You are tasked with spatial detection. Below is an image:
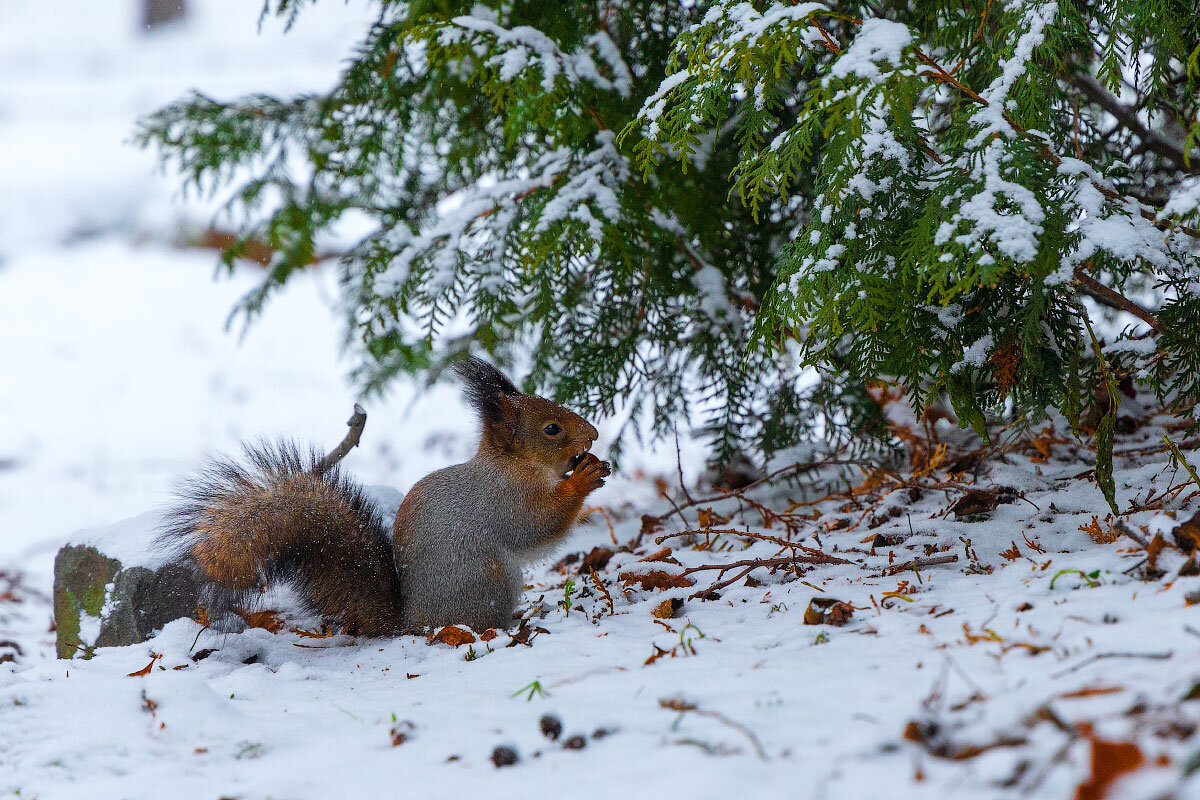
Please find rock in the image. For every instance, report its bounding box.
[53,544,199,659]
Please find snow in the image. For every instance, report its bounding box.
[828,18,913,83]
[3,3,1200,799]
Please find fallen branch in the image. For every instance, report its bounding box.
[879,554,959,576]
[659,697,768,761]
[318,403,367,472]
[679,553,854,577]
[656,528,827,557]
[1050,650,1172,679]
[646,457,869,526]
[1114,520,1150,549]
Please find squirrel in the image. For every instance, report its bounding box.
[160,357,611,635]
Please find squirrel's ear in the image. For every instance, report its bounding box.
[453,356,520,429]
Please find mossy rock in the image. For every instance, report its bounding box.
[53,545,121,659]
[53,545,200,659]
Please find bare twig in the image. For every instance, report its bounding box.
[681,553,854,577]
[318,404,367,472]
[647,457,867,525]
[1050,650,1172,679]
[692,565,759,599]
[1069,73,1199,175]
[879,554,959,576]
[656,528,822,554]
[673,426,695,505]
[1114,520,1150,549]
[1074,268,1166,333]
[659,697,769,761]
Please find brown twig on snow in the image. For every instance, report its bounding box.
[879,554,959,576]
[646,457,866,526]
[659,697,769,761]
[318,403,367,473]
[679,552,855,590]
[691,565,759,599]
[1114,520,1150,549]
[1050,650,1172,679]
[656,528,827,558]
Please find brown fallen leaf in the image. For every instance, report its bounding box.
[479,628,499,643]
[640,515,663,538]
[390,720,415,746]
[697,508,731,529]
[803,597,854,626]
[903,718,1026,760]
[1145,533,1168,571]
[652,598,684,619]
[430,626,476,647]
[578,546,614,575]
[1173,511,1200,552]
[506,621,549,648]
[619,570,695,591]
[1074,726,1144,800]
[952,489,999,517]
[236,608,285,633]
[128,652,162,677]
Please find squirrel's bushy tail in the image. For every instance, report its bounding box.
[162,440,404,636]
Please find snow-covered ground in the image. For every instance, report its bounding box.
[3,4,1200,799]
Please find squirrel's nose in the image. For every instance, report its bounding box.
[584,422,599,443]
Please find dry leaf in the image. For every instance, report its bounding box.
[578,546,614,575]
[1172,511,1200,552]
[236,608,285,633]
[1145,533,1168,571]
[479,628,499,643]
[803,597,854,626]
[1079,516,1119,544]
[1074,729,1144,800]
[696,508,730,529]
[430,626,476,647]
[640,515,663,537]
[619,570,695,591]
[639,547,674,563]
[128,652,162,677]
[390,720,415,746]
[652,598,684,619]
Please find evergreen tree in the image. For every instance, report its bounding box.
[140,1,1200,491]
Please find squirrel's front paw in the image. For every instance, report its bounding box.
[570,453,611,493]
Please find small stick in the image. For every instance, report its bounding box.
[690,565,758,600]
[659,698,768,761]
[318,403,367,472]
[1114,520,1150,549]
[657,528,823,556]
[647,457,869,525]
[673,426,694,505]
[879,554,959,576]
[1051,651,1172,679]
[680,553,854,577]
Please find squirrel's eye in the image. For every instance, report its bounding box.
[543,423,562,436]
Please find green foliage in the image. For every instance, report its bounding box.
[140,0,1200,469]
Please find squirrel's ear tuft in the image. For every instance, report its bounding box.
[453,356,520,426]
